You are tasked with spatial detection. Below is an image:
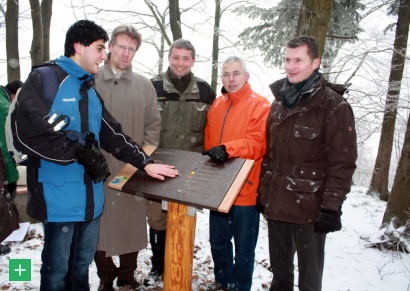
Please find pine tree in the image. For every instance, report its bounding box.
[235,0,365,69]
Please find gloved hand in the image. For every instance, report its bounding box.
[255,195,265,214]
[75,133,111,183]
[64,130,91,146]
[314,207,342,234]
[202,145,229,163]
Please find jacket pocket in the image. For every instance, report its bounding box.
[292,125,321,158]
[38,162,82,186]
[258,171,272,193]
[188,101,210,132]
[284,176,322,221]
[257,170,272,204]
[285,177,321,192]
[158,101,170,134]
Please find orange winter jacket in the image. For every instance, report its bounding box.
[204,82,271,206]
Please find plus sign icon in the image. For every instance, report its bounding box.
[9,259,31,281]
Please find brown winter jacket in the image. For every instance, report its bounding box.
[258,75,357,225]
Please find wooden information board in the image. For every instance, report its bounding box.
[109,147,254,212]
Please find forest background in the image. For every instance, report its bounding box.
[1,0,410,242]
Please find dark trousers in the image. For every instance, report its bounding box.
[94,250,138,283]
[210,205,260,291]
[267,220,326,291]
[40,217,100,291]
[7,182,17,200]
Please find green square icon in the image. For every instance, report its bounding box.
[9,259,31,281]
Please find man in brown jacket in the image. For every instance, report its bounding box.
[94,24,162,290]
[257,36,357,291]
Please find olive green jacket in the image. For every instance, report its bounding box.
[151,70,216,152]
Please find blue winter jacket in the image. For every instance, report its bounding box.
[13,56,152,222]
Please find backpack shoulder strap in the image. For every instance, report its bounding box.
[33,65,60,107]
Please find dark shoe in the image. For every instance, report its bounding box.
[143,270,163,287]
[207,282,232,291]
[97,281,114,291]
[0,244,11,256]
[117,278,141,290]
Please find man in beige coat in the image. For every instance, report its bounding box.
[94,24,161,291]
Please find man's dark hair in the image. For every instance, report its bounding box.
[169,39,196,59]
[64,20,109,57]
[287,36,319,60]
[5,80,23,94]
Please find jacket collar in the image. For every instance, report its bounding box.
[100,53,134,81]
[269,75,346,112]
[56,56,94,82]
[167,67,193,93]
[221,81,253,102]
[158,69,199,95]
[0,86,11,102]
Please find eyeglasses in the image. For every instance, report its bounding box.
[222,72,243,79]
[115,44,136,54]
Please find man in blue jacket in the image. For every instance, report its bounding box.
[12,20,178,291]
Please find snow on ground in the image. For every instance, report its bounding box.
[1,185,409,290]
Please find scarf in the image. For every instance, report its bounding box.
[280,70,321,109]
[167,67,192,93]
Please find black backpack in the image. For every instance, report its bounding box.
[6,64,63,163]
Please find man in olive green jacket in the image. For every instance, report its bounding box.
[144,39,216,287]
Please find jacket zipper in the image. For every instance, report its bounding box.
[219,99,233,143]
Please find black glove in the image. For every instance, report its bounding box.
[64,130,90,146]
[75,133,111,183]
[314,207,342,234]
[202,145,229,163]
[255,195,265,214]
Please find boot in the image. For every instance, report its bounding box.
[94,250,118,290]
[116,252,141,290]
[0,244,11,256]
[143,228,166,286]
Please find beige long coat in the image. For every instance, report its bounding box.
[95,62,160,257]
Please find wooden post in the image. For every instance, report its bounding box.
[163,202,197,291]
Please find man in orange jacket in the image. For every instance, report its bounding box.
[202,56,271,291]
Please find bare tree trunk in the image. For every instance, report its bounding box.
[367,0,410,201]
[41,0,53,63]
[211,0,221,93]
[6,0,21,82]
[29,0,43,66]
[296,0,332,60]
[382,111,410,229]
[158,13,166,75]
[169,0,182,41]
[143,0,169,75]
